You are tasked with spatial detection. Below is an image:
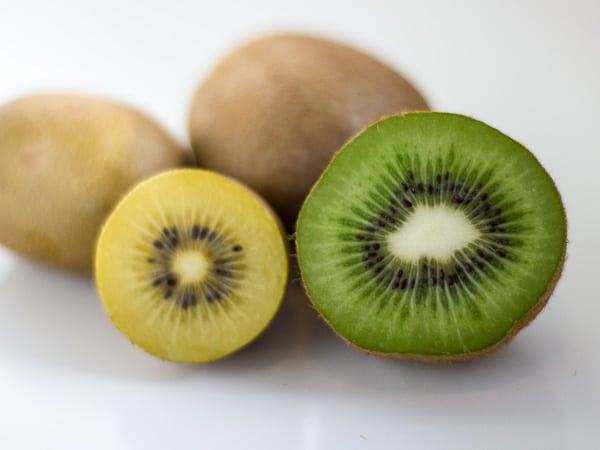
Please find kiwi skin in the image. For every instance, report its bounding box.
[189,33,429,231]
[0,93,186,273]
[296,112,567,364]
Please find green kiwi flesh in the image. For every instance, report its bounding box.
[296,112,566,362]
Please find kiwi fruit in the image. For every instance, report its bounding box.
[95,168,289,362]
[189,33,429,231]
[296,112,566,363]
[0,93,185,272]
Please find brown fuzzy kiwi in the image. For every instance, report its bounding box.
[0,93,186,272]
[188,33,429,231]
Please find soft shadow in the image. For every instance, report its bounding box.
[202,279,329,374]
[0,257,194,380]
[0,255,327,380]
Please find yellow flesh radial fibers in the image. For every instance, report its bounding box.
[94,169,288,363]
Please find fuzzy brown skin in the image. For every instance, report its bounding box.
[0,93,186,272]
[188,33,429,231]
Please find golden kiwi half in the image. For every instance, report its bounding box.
[189,33,429,231]
[95,169,289,363]
[0,93,185,272]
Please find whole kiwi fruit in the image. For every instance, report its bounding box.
[0,93,186,272]
[296,113,567,363]
[189,33,429,231]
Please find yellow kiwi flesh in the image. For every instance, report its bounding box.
[95,169,289,363]
[0,94,185,272]
[189,33,429,230]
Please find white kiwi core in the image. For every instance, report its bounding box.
[172,250,210,284]
[387,205,480,262]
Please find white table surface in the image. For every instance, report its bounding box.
[0,1,598,449]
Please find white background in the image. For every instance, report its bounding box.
[0,1,598,449]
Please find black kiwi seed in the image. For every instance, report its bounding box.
[215,268,231,277]
[191,225,201,239]
[166,275,178,287]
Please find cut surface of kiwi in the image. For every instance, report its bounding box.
[296,113,566,362]
[95,169,288,363]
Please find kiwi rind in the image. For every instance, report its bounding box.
[296,112,567,363]
[95,168,289,363]
[0,93,186,272]
[188,33,429,231]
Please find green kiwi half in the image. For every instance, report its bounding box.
[296,112,566,362]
